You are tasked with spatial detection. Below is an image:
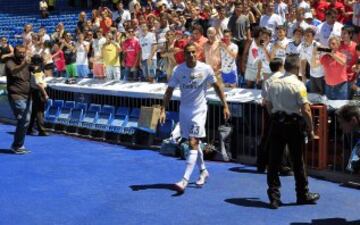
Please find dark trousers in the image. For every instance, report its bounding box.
[267,114,309,202]
[28,89,46,133]
[257,109,291,170]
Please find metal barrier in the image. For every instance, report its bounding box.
[47,87,359,180]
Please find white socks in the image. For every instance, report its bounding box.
[197,145,206,171]
[183,150,198,181]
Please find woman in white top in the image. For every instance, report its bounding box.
[75,33,90,78]
[42,40,54,77]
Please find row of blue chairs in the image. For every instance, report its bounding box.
[44,99,179,144]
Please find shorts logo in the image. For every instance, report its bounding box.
[190,124,200,135]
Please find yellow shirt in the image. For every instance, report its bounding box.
[102,43,120,66]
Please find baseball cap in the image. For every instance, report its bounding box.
[304,12,313,19]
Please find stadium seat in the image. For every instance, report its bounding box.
[53,99,64,109]
[123,108,140,135]
[66,108,84,134]
[44,106,60,130]
[75,102,88,111]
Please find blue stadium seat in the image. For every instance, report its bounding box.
[123,108,140,135]
[101,105,115,115]
[66,108,84,134]
[156,117,175,140]
[53,99,64,109]
[45,99,53,116]
[75,102,88,111]
[44,106,60,130]
[64,100,75,109]
[88,103,101,113]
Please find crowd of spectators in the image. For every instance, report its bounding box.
[0,0,360,100]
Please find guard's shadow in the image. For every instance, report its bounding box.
[0,149,16,154]
[225,197,298,209]
[130,184,185,197]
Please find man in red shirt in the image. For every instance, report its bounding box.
[190,24,208,62]
[312,0,329,21]
[339,26,358,85]
[326,0,346,23]
[121,28,141,81]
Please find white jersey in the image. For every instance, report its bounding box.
[353,3,360,27]
[260,14,284,39]
[316,21,343,47]
[168,61,216,110]
[139,32,157,60]
[168,61,217,138]
[286,40,302,55]
[92,37,106,58]
[246,40,260,72]
[258,44,272,74]
[299,41,324,78]
[271,38,290,61]
[298,1,311,12]
[75,41,89,65]
[220,43,238,73]
[275,2,288,24]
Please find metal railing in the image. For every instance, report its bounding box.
[47,87,359,181]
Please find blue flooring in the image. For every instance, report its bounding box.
[0,123,359,225]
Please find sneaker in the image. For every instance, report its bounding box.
[296,192,320,205]
[38,132,49,136]
[174,178,188,193]
[196,169,209,186]
[10,146,30,155]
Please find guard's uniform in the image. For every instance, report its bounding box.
[168,61,216,139]
[266,72,310,202]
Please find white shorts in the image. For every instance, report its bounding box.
[179,107,207,139]
[244,67,258,82]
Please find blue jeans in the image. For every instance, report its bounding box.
[8,97,32,149]
[141,59,157,79]
[122,67,138,81]
[325,82,349,100]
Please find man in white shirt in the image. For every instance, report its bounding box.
[260,1,284,40]
[300,27,325,94]
[160,43,231,193]
[220,30,239,87]
[274,0,288,24]
[298,0,311,12]
[316,9,343,47]
[139,23,157,83]
[112,2,131,33]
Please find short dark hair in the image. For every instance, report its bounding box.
[260,27,272,37]
[326,8,338,16]
[276,25,286,32]
[223,29,232,35]
[304,27,316,36]
[252,26,262,38]
[293,27,304,35]
[184,42,196,52]
[342,26,355,38]
[336,104,360,122]
[192,24,204,35]
[284,54,300,72]
[269,58,283,73]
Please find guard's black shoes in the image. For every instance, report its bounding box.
[269,200,281,209]
[297,192,320,205]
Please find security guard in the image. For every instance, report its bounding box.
[266,54,320,209]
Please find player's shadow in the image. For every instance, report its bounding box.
[129,184,184,197]
[290,218,360,225]
[225,197,298,209]
[229,166,265,174]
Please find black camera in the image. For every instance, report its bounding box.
[317,47,332,53]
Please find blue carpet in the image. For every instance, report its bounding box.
[0,123,359,225]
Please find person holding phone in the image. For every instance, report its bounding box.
[316,36,348,99]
